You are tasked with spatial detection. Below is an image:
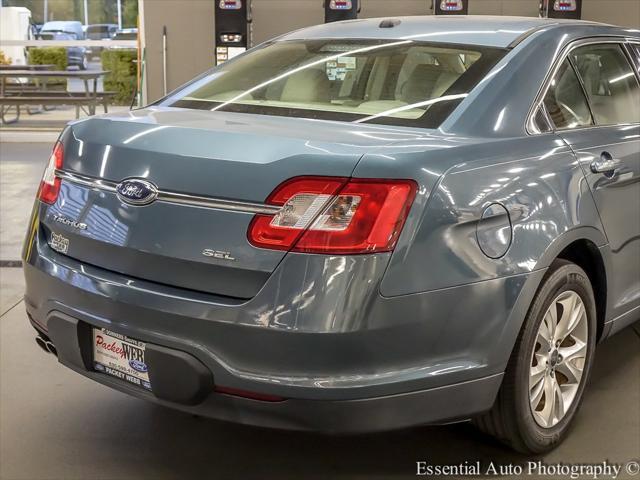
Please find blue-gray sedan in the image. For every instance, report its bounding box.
[23,16,640,453]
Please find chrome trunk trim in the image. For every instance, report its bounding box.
[56,170,280,215]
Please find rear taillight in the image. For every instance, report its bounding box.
[248,176,417,254]
[38,141,63,204]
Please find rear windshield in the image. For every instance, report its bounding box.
[87,26,113,39]
[113,32,137,40]
[163,39,505,128]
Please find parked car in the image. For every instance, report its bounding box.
[23,16,640,454]
[37,31,87,70]
[40,20,85,40]
[107,28,137,51]
[86,23,118,59]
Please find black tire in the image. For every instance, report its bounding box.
[473,259,597,453]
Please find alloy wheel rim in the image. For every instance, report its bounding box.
[529,290,589,428]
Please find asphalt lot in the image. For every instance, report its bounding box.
[1,142,639,480]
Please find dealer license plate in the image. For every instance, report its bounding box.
[93,328,152,391]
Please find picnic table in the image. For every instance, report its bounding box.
[0,65,63,114]
[0,64,56,71]
[0,69,114,124]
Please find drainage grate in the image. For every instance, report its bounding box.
[0,260,22,268]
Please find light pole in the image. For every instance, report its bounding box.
[44,0,48,22]
[117,0,122,29]
[83,0,88,25]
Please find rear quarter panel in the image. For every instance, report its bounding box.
[353,134,607,297]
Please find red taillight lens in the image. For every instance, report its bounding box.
[248,177,348,251]
[38,141,63,204]
[248,176,417,254]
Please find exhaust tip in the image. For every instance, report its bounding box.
[35,336,57,356]
[35,336,49,354]
[45,341,58,356]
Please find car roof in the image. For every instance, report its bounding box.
[42,21,82,27]
[279,15,609,48]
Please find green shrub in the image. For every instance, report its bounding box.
[28,47,67,88]
[101,49,137,105]
[28,47,67,70]
[0,50,11,65]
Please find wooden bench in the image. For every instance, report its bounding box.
[0,69,111,124]
[3,83,67,92]
[3,82,70,113]
[0,91,117,123]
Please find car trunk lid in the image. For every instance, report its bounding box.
[42,107,411,298]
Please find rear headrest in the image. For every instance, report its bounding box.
[280,69,330,103]
[575,56,603,96]
[401,64,458,104]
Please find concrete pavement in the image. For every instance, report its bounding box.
[1,274,638,479]
[0,142,51,262]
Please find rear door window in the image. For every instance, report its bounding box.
[570,43,640,125]
[543,58,593,129]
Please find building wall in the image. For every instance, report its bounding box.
[251,0,433,45]
[582,0,640,28]
[467,0,538,16]
[251,1,323,46]
[467,0,640,22]
[141,0,639,102]
[360,0,433,18]
[140,0,215,102]
[251,0,640,45]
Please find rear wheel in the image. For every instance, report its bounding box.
[473,260,597,453]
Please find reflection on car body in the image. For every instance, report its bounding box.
[23,16,640,454]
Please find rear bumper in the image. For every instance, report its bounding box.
[23,229,546,431]
[33,310,503,433]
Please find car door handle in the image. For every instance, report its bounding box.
[590,152,621,175]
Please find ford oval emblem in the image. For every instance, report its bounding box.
[116,178,158,206]
[129,359,148,373]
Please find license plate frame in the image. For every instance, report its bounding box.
[92,328,152,391]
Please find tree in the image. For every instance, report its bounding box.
[122,0,138,28]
